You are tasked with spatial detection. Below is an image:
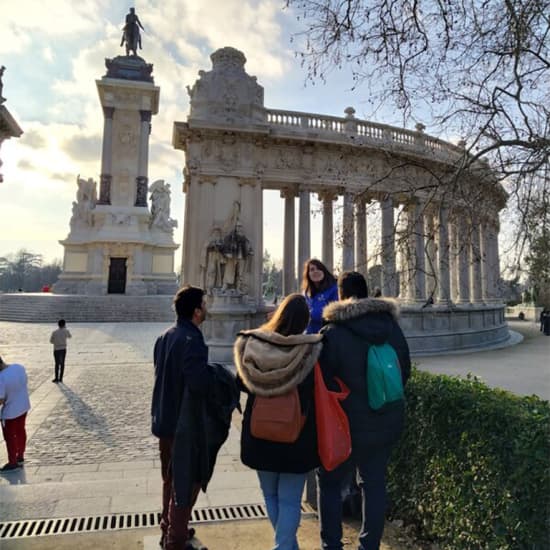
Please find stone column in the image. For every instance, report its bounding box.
[437,205,451,304]
[413,201,426,303]
[470,219,483,304]
[298,188,311,275]
[98,106,114,205]
[319,191,336,273]
[450,222,459,302]
[342,191,355,270]
[425,211,437,299]
[381,196,396,296]
[457,219,471,304]
[481,217,500,303]
[281,188,296,295]
[491,216,502,301]
[135,110,151,207]
[354,196,368,276]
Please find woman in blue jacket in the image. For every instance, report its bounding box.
[302,259,338,334]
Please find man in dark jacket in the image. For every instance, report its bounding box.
[317,272,411,550]
[152,285,210,550]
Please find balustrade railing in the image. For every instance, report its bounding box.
[266,108,463,162]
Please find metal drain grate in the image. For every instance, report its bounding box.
[0,503,316,539]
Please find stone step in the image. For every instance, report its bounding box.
[0,294,175,322]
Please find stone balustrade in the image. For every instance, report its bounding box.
[266,108,465,164]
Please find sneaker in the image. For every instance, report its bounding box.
[0,463,21,472]
[17,458,24,466]
[52,379,59,383]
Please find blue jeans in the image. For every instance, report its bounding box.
[316,445,392,550]
[257,470,307,550]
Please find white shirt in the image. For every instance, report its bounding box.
[0,363,31,420]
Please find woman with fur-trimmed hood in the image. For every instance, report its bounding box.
[234,293,323,550]
[317,272,411,550]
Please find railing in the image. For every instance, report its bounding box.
[266,108,463,162]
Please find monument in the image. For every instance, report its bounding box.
[0,66,23,183]
[174,47,509,360]
[54,10,178,295]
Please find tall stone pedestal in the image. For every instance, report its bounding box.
[55,56,178,296]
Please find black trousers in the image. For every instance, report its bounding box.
[53,349,67,381]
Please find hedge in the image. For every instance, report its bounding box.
[388,369,550,550]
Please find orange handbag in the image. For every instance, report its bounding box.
[314,362,352,471]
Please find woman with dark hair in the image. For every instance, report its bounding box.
[302,258,338,334]
[234,293,323,550]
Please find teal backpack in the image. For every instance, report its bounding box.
[366,343,404,410]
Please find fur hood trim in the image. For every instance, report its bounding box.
[234,329,323,397]
[323,297,400,323]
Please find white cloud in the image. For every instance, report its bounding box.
[1,1,100,35]
[42,46,54,62]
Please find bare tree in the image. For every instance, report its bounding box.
[286,0,549,270]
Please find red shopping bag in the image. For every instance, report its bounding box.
[314,362,352,471]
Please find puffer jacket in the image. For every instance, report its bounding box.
[320,298,411,458]
[234,329,323,473]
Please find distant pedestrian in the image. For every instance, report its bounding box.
[540,309,548,332]
[543,309,550,336]
[49,319,71,383]
[0,356,30,472]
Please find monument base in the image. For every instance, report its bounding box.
[201,290,265,362]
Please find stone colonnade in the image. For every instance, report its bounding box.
[279,189,501,307]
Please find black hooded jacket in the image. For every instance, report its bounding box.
[320,298,411,458]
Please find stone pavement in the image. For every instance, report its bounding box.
[0,319,547,549]
[0,321,258,523]
[417,319,550,401]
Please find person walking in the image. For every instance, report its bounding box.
[151,285,218,550]
[0,356,30,472]
[49,319,71,383]
[234,293,323,550]
[317,272,411,550]
[302,259,338,334]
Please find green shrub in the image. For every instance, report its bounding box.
[388,369,550,549]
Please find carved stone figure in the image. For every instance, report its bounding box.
[200,227,224,292]
[149,179,177,233]
[220,222,253,292]
[70,175,97,229]
[120,8,144,56]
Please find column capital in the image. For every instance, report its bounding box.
[102,106,115,119]
[140,110,152,122]
[317,189,338,202]
[280,186,297,200]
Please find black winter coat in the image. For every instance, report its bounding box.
[172,363,240,507]
[234,329,323,474]
[320,298,411,459]
[151,319,210,438]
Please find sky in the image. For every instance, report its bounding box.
[0,0,453,270]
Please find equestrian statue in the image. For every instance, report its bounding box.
[120,7,144,56]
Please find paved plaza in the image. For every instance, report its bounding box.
[0,321,259,524]
[0,318,547,547]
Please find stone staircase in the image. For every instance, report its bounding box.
[0,293,175,322]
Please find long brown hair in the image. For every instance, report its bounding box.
[261,293,310,336]
[301,258,336,297]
